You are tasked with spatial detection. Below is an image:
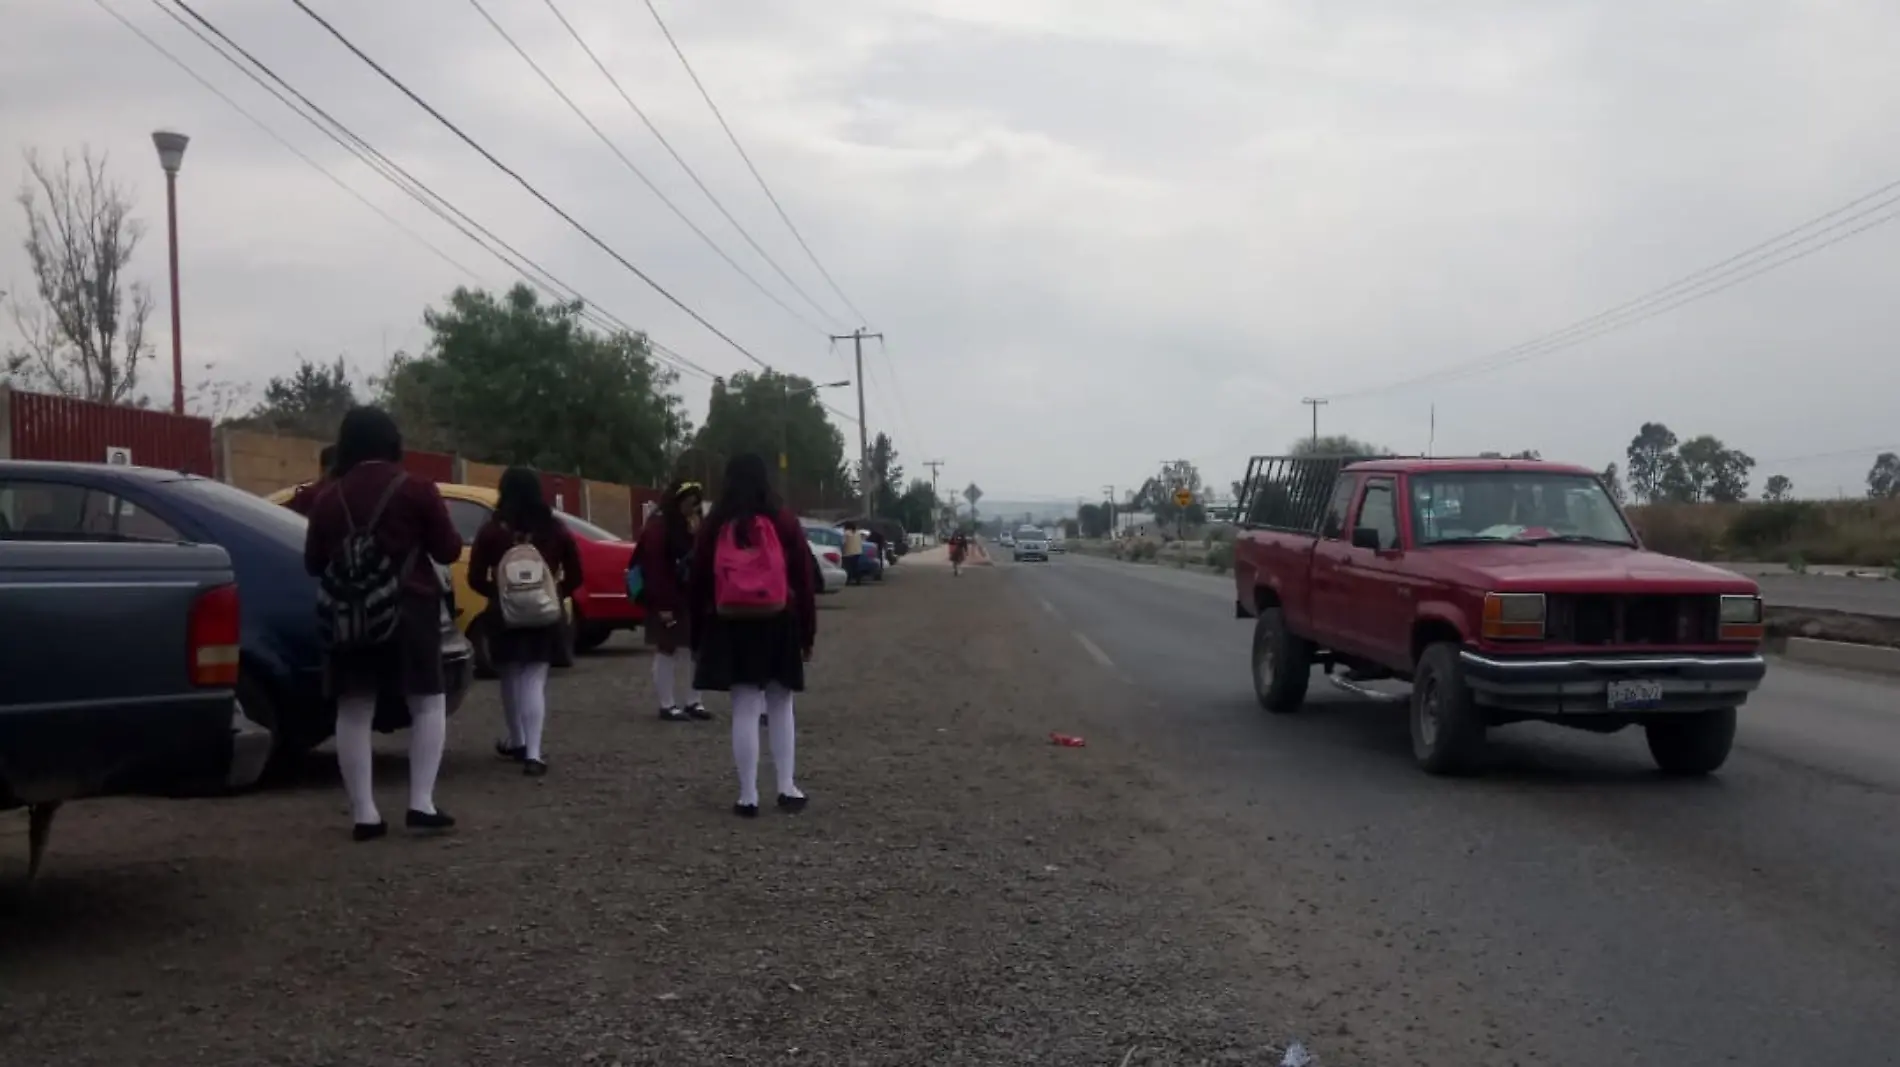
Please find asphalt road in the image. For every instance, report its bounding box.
[1749,572,1900,618]
[1003,551,1900,1067]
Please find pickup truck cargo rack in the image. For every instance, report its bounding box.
[1234,454,1399,533]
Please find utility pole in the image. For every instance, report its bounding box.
[831,328,884,512]
[923,459,946,534]
[1102,484,1116,538]
[1301,397,1329,449]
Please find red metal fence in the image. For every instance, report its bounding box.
[2,386,215,475]
[401,449,457,484]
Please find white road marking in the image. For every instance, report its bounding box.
[1039,597,1059,617]
[1074,631,1115,669]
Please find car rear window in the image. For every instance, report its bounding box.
[169,476,307,552]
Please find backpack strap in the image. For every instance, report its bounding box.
[363,471,409,531]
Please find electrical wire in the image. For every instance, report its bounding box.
[464,0,833,338]
[280,0,787,375]
[538,0,848,332]
[642,0,868,326]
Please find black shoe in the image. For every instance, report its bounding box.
[683,702,712,721]
[352,821,388,842]
[405,809,456,833]
[658,706,691,722]
[523,759,549,778]
[733,802,759,819]
[776,793,809,814]
[495,740,527,762]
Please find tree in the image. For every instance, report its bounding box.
[693,367,849,509]
[1290,434,1386,458]
[866,432,904,517]
[1600,462,1626,505]
[1762,474,1793,503]
[6,148,153,403]
[1626,422,1681,504]
[1138,459,1205,527]
[390,284,685,485]
[244,356,358,438]
[1077,502,1111,538]
[891,478,936,533]
[1869,453,1900,500]
[1676,435,1754,503]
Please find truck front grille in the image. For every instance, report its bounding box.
[1546,594,1721,646]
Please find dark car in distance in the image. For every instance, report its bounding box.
[0,462,472,773]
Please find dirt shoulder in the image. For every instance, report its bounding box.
[3,563,1348,1066]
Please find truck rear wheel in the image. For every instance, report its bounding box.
[1251,608,1311,714]
[1645,709,1736,776]
[1411,643,1487,775]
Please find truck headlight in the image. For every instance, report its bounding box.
[1481,592,1546,641]
[1719,595,1765,642]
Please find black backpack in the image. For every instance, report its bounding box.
[316,472,417,649]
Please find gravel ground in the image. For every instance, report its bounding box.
[0,564,1368,1067]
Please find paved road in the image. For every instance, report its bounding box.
[1750,572,1900,618]
[1004,552,1900,1067]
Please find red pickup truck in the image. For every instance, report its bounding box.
[1232,455,1767,776]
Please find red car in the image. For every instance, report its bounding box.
[553,511,644,652]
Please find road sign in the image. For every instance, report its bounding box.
[1172,487,1193,508]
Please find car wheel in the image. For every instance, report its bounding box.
[1410,643,1488,775]
[574,623,612,653]
[1645,708,1737,776]
[1251,608,1311,714]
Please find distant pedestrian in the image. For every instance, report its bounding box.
[949,530,969,576]
[633,478,707,722]
[840,520,865,586]
[689,453,817,817]
[468,467,583,777]
[302,407,463,840]
[284,445,338,516]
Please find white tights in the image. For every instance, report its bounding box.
[498,661,551,761]
[730,683,799,807]
[652,651,700,709]
[335,691,447,825]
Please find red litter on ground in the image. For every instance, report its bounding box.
[1049,733,1087,748]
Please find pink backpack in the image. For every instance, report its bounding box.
[713,515,789,618]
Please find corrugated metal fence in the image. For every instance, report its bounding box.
[1,385,215,474]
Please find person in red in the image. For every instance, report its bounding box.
[633,479,706,722]
[302,407,464,840]
[687,453,817,818]
[284,445,337,517]
[948,529,970,577]
[467,467,583,778]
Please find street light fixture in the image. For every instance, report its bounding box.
[782,379,850,499]
[152,130,190,415]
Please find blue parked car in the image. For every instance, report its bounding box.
[0,462,472,774]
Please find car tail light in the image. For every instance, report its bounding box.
[824,551,841,564]
[189,582,242,687]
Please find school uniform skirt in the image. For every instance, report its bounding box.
[324,594,447,701]
[692,611,806,693]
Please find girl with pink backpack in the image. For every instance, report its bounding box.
[686,453,818,817]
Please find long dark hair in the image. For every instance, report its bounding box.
[496,466,553,533]
[331,406,402,477]
[706,453,780,547]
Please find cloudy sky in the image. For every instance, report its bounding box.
[6,0,1900,503]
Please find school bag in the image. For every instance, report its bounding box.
[713,515,789,618]
[496,531,564,629]
[316,472,415,649]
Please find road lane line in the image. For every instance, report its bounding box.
[1074,631,1115,669]
[1039,597,1059,617]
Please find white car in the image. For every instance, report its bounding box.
[1012,526,1050,562]
[1049,532,1067,553]
[799,522,849,593]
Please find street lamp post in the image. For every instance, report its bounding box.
[152,130,190,415]
[782,379,850,504]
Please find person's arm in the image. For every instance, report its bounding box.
[778,511,817,652]
[639,521,683,612]
[302,497,332,577]
[467,524,501,600]
[417,481,464,565]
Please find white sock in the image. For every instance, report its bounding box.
[730,685,766,807]
[765,683,800,798]
[517,661,550,762]
[498,664,525,747]
[652,651,676,708]
[680,653,702,708]
[407,693,447,815]
[335,694,379,825]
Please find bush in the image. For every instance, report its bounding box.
[1207,543,1234,572]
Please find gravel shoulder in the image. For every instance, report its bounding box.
[0,563,1408,1066]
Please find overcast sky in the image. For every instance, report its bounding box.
[6,0,1900,502]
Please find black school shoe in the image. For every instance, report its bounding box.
[658,706,692,723]
[523,759,549,778]
[405,809,456,833]
[733,802,759,819]
[495,740,527,762]
[683,702,712,721]
[352,821,388,842]
[776,793,809,814]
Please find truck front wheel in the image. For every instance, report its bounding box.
[1251,608,1312,714]
[1411,643,1488,775]
[1645,709,1736,776]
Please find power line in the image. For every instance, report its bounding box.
[464,0,832,337]
[643,0,868,326]
[282,0,787,375]
[151,0,720,385]
[538,0,848,332]
[1330,179,1900,402]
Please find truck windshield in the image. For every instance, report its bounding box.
[1408,471,1635,546]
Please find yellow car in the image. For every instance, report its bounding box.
[266,481,632,677]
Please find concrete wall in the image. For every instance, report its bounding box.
[219,428,324,496]
[585,480,634,538]
[461,461,505,490]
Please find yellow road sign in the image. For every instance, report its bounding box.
[1172,488,1194,508]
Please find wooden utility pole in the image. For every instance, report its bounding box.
[923,459,946,531]
[832,328,884,510]
[1301,397,1329,448]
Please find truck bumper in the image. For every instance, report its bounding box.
[1458,650,1767,715]
[0,691,247,804]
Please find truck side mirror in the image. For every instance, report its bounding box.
[1350,526,1382,551]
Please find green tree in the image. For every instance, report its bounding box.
[1139,459,1206,526]
[1077,502,1111,538]
[244,356,357,438]
[866,432,904,517]
[1676,435,1754,503]
[389,284,685,484]
[1290,434,1386,458]
[694,369,850,509]
[891,477,936,532]
[1762,474,1793,502]
[1626,422,1682,504]
[1868,453,1900,500]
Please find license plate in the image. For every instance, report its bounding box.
[1606,679,1664,710]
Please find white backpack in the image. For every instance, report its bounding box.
[496,536,563,629]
